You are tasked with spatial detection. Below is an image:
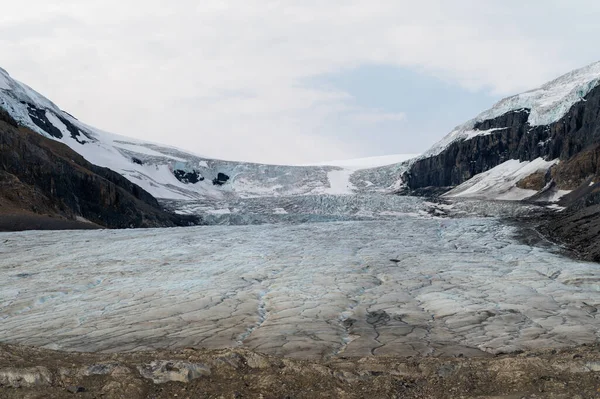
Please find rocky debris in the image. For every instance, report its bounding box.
[0,366,52,388]
[2,344,600,398]
[212,172,230,186]
[243,353,272,370]
[551,143,600,190]
[65,385,85,393]
[137,361,211,384]
[517,170,549,190]
[534,146,600,262]
[540,200,600,262]
[585,361,600,372]
[79,363,123,377]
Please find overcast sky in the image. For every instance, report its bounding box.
[1,1,599,164]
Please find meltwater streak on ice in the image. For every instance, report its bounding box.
[1,197,599,359]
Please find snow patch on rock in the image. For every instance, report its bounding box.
[445,158,559,201]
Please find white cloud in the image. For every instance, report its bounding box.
[0,0,597,163]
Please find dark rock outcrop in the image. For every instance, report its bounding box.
[0,114,199,230]
[55,112,93,143]
[0,107,18,128]
[174,169,204,184]
[24,102,64,139]
[21,102,93,144]
[212,172,230,186]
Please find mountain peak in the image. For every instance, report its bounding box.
[424,60,600,157]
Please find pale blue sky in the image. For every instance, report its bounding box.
[308,65,501,155]
[1,1,599,163]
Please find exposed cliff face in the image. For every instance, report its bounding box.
[0,112,199,230]
[405,84,600,191]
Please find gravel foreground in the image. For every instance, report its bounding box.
[2,344,600,398]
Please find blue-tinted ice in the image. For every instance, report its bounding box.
[1,197,598,359]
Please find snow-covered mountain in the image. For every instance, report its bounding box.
[406,61,600,203]
[424,61,600,158]
[6,59,600,209]
[0,67,415,202]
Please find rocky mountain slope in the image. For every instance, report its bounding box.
[0,108,198,230]
[402,61,600,260]
[405,61,600,194]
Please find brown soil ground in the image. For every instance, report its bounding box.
[2,343,600,398]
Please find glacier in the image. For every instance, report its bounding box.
[0,63,600,359]
[1,197,599,360]
[3,62,600,363]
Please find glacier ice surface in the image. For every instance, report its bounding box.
[1,196,599,360]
